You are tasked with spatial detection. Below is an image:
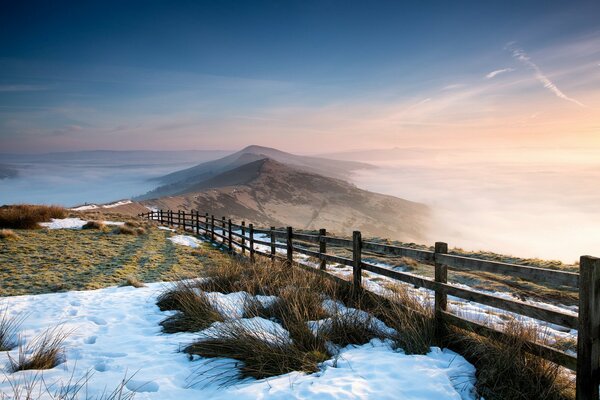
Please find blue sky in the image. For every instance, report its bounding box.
[1,0,599,153]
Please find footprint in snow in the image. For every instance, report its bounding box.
[84,335,97,344]
[126,380,159,393]
[87,316,107,325]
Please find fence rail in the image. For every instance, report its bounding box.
[140,209,599,400]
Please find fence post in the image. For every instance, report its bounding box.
[195,211,200,235]
[228,219,233,252]
[222,216,226,242]
[210,215,215,241]
[576,255,600,400]
[270,226,276,261]
[249,223,255,262]
[169,210,173,226]
[241,221,246,255]
[160,209,163,224]
[352,231,362,291]
[286,226,293,265]
[204,213,209,235]
[177,210,181,228]
[434,242,449,344]
[319,228,327,270]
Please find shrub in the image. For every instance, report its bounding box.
[0,204,66,229]
[82,220,105,230]
[8,327,68,372]
[0,228,19,240]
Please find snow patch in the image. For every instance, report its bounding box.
[40,218,125,230]
[168,235,204,248]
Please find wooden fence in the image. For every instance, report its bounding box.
[140,209,600,400]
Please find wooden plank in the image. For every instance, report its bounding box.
[362,241,435,262]
[436,253,579,288]
[353,231,362,290]
[444,284,578,329]
[441,311,577,371]
[253,238,271,246]
[435,242,449,342]
[228,219,232,251]
[270,227,276,258]
[286,226,293,264]
[576,256,600,400]
[292,232,320,244]
[319,228,327,270]
[362,262,436,290]
[362,261,577,329]
[249,223,255,263]
[324,236,353,247]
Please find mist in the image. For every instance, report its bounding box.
[348,148,600,263]
[0,150,229,206]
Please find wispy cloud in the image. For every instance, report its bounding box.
[0,84,49,92]
[485,68,514,79]
[507,43,586,107]
[442,83,465,90]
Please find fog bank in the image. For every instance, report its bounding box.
[350,149,600,263]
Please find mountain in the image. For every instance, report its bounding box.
[134,158,429,242]
[138,145,375,199]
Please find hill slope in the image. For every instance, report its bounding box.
[139,158,430,242]
[138,145,374,199]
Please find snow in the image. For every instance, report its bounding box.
[0,284,477,400]
[160,223,578,347]
[71,200,133,211]
[40,218,125,230]
[168,235,204,248]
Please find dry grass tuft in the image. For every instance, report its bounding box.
[0,369,138,400]
[0,305,23,351]
[82,220,105,230]
[8,327,69,372]
[184,319,328,382]
[121,275,146,288]
[113,226,137,235]
[158,281,223,333]
[0,204,66,229]
[0,228,19,240]
[377,283,436,354]
[450,319,574,400]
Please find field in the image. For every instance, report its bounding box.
[0,212,230,297]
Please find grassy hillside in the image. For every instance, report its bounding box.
[0,212,230,297]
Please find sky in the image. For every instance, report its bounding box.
[1,0,599,153]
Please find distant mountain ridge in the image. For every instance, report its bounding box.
[133,157,429,242]
[138,145,374,199]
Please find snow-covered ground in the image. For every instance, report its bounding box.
[71,200,133,211]
[0,283,477,399]
[40,218,125,230]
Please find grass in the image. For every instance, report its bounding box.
[0,304,23,351]
[121,275,146,288]
[0,217,230,296]
[158,252,575,399]
[0,229,19,240]
[0,204,66,229]
[0,370,138,400]
[82,220,105,230]
[158,280,223,333]
[450,320,574,400]
[7,327,68,372]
